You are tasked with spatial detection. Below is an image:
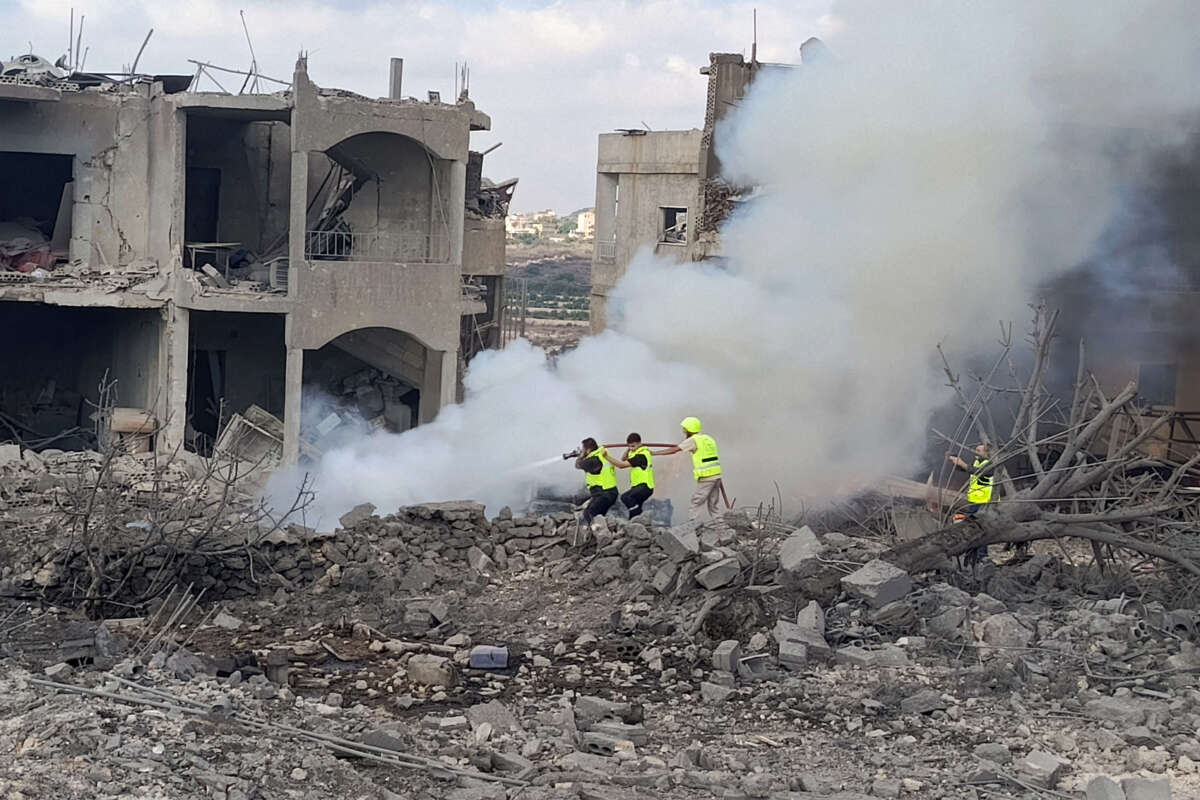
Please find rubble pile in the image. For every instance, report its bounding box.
[4,497,1200,798]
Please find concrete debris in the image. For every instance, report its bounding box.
[1013,749,1068,788]
[777,525,825,582]
[840,559,912,608]
[1123,776,1172,800]
[406,654,457,688]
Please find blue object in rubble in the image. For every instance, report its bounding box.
[469,645,509,669]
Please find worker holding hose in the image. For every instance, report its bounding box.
[613,432,655,519]
[652,417,725,520]
[574,437,622,526]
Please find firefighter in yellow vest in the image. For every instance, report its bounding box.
[613,432,655,519]
[947,442,994,560]
[652,417,725,520]
[574,437,621,525]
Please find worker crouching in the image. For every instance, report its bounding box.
[615,432,654,519]
[574,437,621,525]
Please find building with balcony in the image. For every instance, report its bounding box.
[0,54,509,464]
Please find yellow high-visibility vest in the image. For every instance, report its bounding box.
[968,458,994,504]
[584,447,617,491]
[691,434,722,481]
[628,446,655,489]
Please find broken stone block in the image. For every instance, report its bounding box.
[1124,726,1158,746]
[700,681,734,703]
[1086,776,1127,800]
[574,695,632,727]
[773,617,831,660]
[0,444,21,465]
[713,640,741,672]
[492,751,535,774]
[407,654,457,688]
[651,563,678,594]
[840,559,912,609]
[973,742,1010,763]
[1014,750,1067,789]
[43,662,73,679]
[1085,696,1149,726]
[796,600,825,636]
[466,699,519,733]
[928,607,968,639]
[466,546,496,574]
[658,522,701,563]
[591,720,648,745]
[871,644,908,667]
[421,714,469,731]
[696,557,741,589]
[211,610,244,630]
[778,526,825,580]
[834,646,874,668]
[362,724,413,753]
[870,777,902,798]
[777,639,807,670]
[338,502,376,529]
[978,612,1034,650]
[900,688,946,715]
[580,731,634,757]
[1121,777,1171,800]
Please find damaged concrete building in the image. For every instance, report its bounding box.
[589,44,823,330]
[0,54,512,464]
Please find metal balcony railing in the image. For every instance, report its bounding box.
[595,239,616,262]
[305,230,450,263]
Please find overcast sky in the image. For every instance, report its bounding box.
[3,0,834,212]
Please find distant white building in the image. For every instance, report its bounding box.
[575,209,595,238]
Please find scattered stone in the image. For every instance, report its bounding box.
[713,640,742,672]
[778,526,825,580]
[1086,776,1127,800]
[407,654,457,688]
[870,777,901,798]
[900,688,946,715]
[466,700,519,733]
[1085,696,1149,726]
[696,557,741,589]
[211,609,244,630]
[778,639,807,670]
[1121,776,1171,800]
[840,560,912,609]
[701,682,734,703]
[1014,750,1067,789]
[43,662,73,679]
[658,523,701,562]
[973,742,1010,763]
[338,502,376,528]
[978,613,1034,650]
[467,546,496,573]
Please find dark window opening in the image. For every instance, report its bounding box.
[660,206,687,244]
[185,166,221,243]
[1139,362,1177,407]
[0,151,74,270]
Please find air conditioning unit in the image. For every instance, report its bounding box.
[267,257,289,292]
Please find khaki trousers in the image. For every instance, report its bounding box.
[689,478,723,520]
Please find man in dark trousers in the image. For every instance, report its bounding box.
[574,437,621,526]
[614,432,655,519]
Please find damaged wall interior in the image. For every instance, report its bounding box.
[0,50,513,466]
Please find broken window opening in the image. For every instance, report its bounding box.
[305,132,451,264]
[185,311,286,456]
[660,206,687,245]
[183,116,291,292]
[0,304,160,452]
[0,151,73,274]
[1139,362,1178,407]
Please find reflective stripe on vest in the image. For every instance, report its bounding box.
[691,434,722,480]
[585,447,618,491]
[968,458,994,504]
[628,446,654,489]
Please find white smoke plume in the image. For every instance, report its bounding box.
[272,1,1200,525]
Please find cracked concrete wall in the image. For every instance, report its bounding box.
[0,90,153,267]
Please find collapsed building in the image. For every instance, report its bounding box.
[0,53,513,464]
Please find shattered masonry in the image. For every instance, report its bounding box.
[0,53,513,463]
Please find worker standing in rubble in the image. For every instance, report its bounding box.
[652,417,725,520]
[574,437,621,526]
[613,432,655,519]
[947,442,994,561]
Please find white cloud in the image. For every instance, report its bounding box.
[8,0,832,210]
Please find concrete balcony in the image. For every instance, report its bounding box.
[306,230,450,264]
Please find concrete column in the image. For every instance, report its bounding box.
[419,348,457,424]
[448,159,466,266]
[282,346,304,465]
[160,305,190,452]
[288,150,310,297]
[594,173,618,242]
